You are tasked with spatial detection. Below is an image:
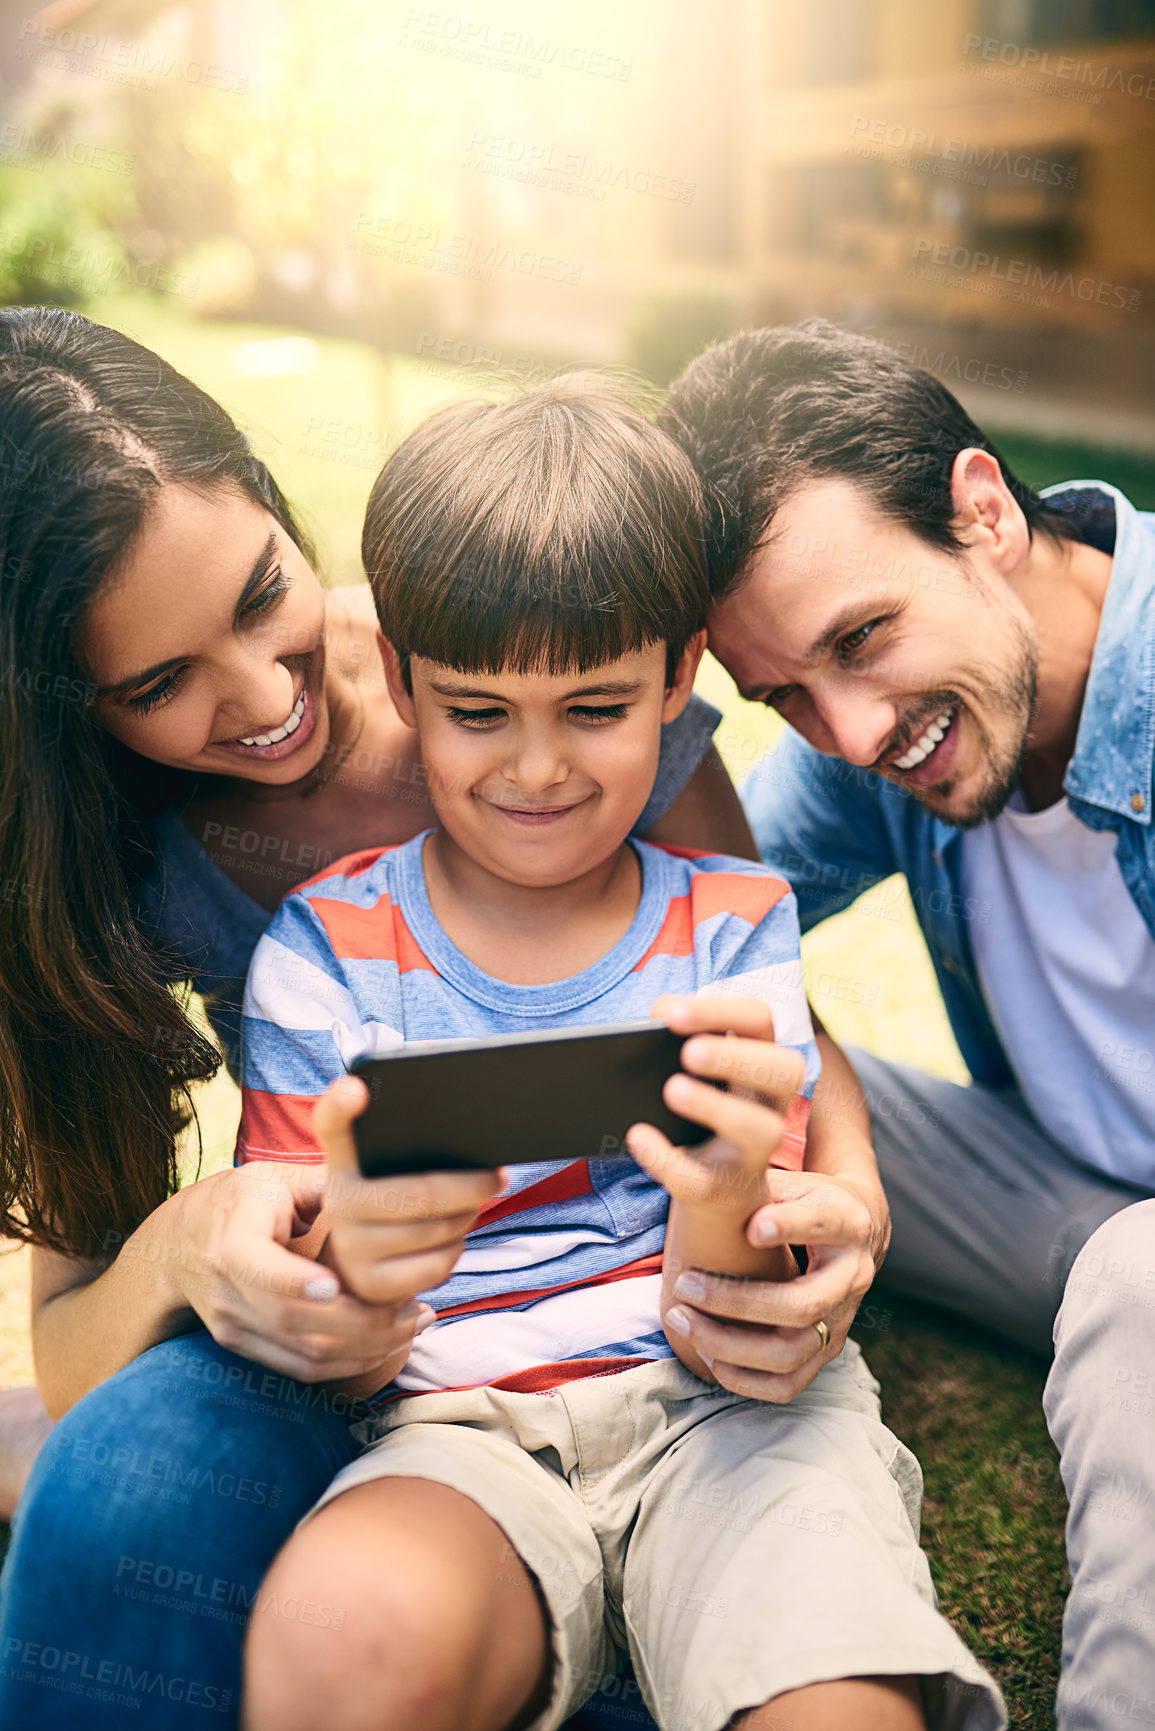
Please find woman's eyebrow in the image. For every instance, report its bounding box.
[98,653,187,699]
[233,532,280,614]
[98,533,280,696]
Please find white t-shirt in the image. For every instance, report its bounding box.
[963,793,1155,1184]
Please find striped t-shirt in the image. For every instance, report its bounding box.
[237,833,820,1402]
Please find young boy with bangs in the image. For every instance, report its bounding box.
[236,380,1002,1731]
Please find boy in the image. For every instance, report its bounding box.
[237,380,1002,1731]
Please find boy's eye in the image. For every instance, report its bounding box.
[569,703,629,723]
[445,706,506,727]
[127,667,187,715]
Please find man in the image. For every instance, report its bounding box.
[660,320,1155,1729]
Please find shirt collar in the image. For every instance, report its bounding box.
[1045,481,1155,828]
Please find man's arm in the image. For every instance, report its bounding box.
[743,728,897,929]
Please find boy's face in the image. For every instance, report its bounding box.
[381,635,705,887]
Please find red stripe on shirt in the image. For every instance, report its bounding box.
[633,892,695,967]
[236,1089,322,1162]
[435,1251,664,1319]
[309,896,435,973]
[486,1357,647,1393]
[474,1160,593,1229]
[632,872,791,972]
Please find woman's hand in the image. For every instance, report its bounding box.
[161,1154,429,1388]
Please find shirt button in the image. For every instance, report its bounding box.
[1133,794,1146,813]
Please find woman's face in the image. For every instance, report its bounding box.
[81,481,333,783]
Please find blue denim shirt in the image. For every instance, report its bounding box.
[742,482,1155,1088]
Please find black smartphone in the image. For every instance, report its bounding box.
[348,1020,710,1178]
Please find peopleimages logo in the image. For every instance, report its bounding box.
[962,33,1155,103]
[847,119,1078,188]
[16,17,250,92]
[910,240,1141,311]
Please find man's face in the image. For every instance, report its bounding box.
[708,479,1039,828]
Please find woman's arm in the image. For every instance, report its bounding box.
[31,1212,196,1420]
[640,746,759,860]
[30,1162,421,1418]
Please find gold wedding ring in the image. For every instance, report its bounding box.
[812,1318,830,1353]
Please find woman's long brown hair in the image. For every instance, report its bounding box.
[0,306,314,1259]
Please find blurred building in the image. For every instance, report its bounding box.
[719,0,1155,444]
[2,0,1153,441]
[739,0,1155,335]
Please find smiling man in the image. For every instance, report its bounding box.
[662,321,1155,1729]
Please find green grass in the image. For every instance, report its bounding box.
[854,1299,1066,1720]
[8,290,1118,1723]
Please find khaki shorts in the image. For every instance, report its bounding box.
[307,1345,1004,1731]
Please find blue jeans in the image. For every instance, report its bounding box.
[0,1330,361,1728]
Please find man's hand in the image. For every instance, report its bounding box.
[663,1165,879,1402]
[316,1076,504,1386]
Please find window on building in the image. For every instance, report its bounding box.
[980,0,1155,43]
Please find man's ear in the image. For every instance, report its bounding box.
[379,632,418,727]
[949,447,1029,575]
[661,629,707,724]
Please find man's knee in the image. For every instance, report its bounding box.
[1056,1199,1155,1344]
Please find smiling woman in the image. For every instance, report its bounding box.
[82,491,328,774]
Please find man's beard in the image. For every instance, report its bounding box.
[896,621,1039,830]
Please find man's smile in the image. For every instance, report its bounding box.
[883,706,960,788]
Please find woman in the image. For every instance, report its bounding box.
[0,308,885,1727]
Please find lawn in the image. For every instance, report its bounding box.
[8,289,1152,1722]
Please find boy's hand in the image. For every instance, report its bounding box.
[625,993,805,1233]
[316,1075,504,1315]
[626,994,807,1379]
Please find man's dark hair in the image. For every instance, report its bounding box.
[363,374,709,686]
[659,319,1079,600]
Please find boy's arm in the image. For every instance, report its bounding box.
[628,992,809,1383]
[628,872,822,1383]
[309,1078,503,1399]
[804,1012,890,1269]
[648,1006,887,1403]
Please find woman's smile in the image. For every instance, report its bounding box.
[218,675,318,763]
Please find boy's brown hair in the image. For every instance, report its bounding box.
[362,374,709,686]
